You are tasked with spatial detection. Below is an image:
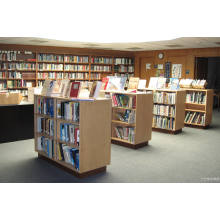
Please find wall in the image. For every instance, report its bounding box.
[134,47,220,86]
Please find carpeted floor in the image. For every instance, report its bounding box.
[0,109,220,183]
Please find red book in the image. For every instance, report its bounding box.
[101,77,109,90]
[69,82,81,98]
[74,127,79,146]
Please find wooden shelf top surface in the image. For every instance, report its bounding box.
[112,120,135,126]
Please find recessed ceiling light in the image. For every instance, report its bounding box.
[126,47,143,50]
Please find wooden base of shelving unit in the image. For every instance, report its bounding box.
[184,124,210,129]
[111,139,148,149]
[152,127,182,135]
[38,154,106,178]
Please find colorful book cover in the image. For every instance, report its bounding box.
[101,77,109,90]
[69,82,81,98]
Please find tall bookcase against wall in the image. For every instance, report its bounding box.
[34,95,112,177]
[145,89,186,134]
[0,49,135,95]
[183,88,213,128]
[107,91,153,149]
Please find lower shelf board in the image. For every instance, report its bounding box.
[184,123,209,129]
[111,138,148,149]
[152,127,182,135]
[37,153,106,178]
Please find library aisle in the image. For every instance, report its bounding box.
[0,109,220,183]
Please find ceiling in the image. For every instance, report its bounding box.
[0,37,220,51]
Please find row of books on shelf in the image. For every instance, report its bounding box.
[153,104,176,117]
[7,80,34,88]
[114,58,133,65]
[6,63,36,70]
[0,82,6,89]
[64,56,88,63]
[37,137,54,158]
[153,116,175,130]
[91,57,112,64]
[38,54,63,62]
[114,65,134,72]
[114,109,135,124]
[57,101,79,122]
[37,97,54,117]
[37,72,91,80]
[153,92,176,104]
[114,126,135,143]
[60,123,79,146]
[38,64,63,71]
[0,51,18,61]
[112,94,136,109]
[91,65,111,72]
[0,71,36,79]
[184,112,205,125]
[57,144,79,170]
[186,92,206,104]
[37,117,54,136]
[64,64,89,71]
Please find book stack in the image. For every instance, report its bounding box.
[153,116,175,130]
[57,101,79,122]
[60,123,79,146]
[91,57,112,64]
[37,117,54,136]
[37,136,54,158]
[69,73,89,80]
[22,72,35,80]
[64,55,88,63]
[8,63,36,70]
[38,64,63,71]
[153,104,176,117]
[36,97,54,117]
[57,144,79,170]
[115,109,135,124]
[185,112,205,125]
[112,94,136,108]
[114,126,135,143]
[153,92,176,104]
[90,73,101,80]
[38,54,64,62]
[186,92,206,104]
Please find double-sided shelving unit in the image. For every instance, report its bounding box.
[144,89,186,134]
[34,94,112,178]
[183,88,213,128]
[105,91,153,149]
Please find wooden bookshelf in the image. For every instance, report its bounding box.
[143,89,186,134]
[34,95,112,177]
[105,91,153,149]
[183,88,213,128]
[1,49,134,97]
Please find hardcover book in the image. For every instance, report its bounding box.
[69,82,81,98]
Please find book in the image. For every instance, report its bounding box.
[106,76,122,91]
[93,81,102,99]
[60,79,71,97]
[69,82,81,98]
[89,81,97,98]
[138,79,146,90]
[169,78,180,90]
[128,77,139,90]
[41,79,51,96]
[148,77,159,89]
[101,77,109,90]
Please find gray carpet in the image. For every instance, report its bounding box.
[0,109,220,183]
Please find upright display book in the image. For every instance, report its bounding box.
[101,77,109,90]
[128,77,139,90]
[148,77,158,89]
[70,82,81,98]
[41,79,52,96]
[138,79,146,90]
